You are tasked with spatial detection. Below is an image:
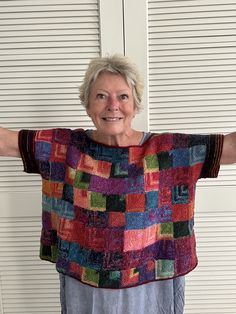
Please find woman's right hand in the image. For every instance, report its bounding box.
[0,127,20,157]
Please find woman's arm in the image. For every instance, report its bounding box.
[0,127,20,157]
[220,132,236,164]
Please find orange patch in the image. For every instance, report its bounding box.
[77,153,111,178]
[172,203,194,222]
[58,218,85,245]
[126,194,146,212]
[121,268,139,286]
[124,224,159,252]
[144,172,159,192]
[35,129,53,142]
[51,142,67,162]
[51,211,60,230]
[70,262,83,278]
[74,188,88,209]
[42,180,63,198]
[109,212,126,227]
[129,146,146,164]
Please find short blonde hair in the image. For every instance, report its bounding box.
[79,54,143,111]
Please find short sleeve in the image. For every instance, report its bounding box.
[19,128,72,176]
[200,134,224,178]
[18,129,39,173]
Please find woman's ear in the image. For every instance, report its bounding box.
[133,106,138,118]
[86,106,91,117]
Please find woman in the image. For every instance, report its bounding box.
[0,55,236,314]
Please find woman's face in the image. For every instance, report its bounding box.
[87,72,137,143]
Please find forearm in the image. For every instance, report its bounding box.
[0,127,20,157]
[220,132,236,164]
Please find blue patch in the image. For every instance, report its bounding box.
[58,238,70,254]
[74,247,103,271]
[126,175,144,193]
[43,197,74,219]
[58,199,75,219]
[35,142,51,161]
[155,206,172,223]
[63,184,74,204]
[125,212,146,229]
[87,143,129,163]
[189,145,206,165]
[145,191,158,210]
[172,185,189,204]
[42,195,53,212]
[172,148,190,168]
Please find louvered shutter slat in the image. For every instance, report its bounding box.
[0,0,99,193]
[148,0,236,186]
[148,1,236,313]
[0,1,100,313]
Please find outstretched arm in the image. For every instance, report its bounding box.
[220,132,236,164]
[0,127,20,158]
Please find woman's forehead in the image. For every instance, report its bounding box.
[91,72,131,91]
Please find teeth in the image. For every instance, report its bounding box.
[103,117,121,121]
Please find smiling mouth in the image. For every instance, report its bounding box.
[102,117,123,121]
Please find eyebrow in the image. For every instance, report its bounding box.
[96,89,131,93]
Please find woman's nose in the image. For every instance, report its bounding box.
[107,96,119,111]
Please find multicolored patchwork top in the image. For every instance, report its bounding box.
[19,129,224,289]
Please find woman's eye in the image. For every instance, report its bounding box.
[120,94,129,100]
[96,93,106,100]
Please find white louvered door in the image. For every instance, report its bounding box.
[0,1,124,313]
[2,0,236,313]
[125,0,236,313]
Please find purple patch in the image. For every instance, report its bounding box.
[123,250,142,269]
[104,228,124,252]
[128,164,144,177]
[54,128,71,144]
[138,263,155,282]
[51,162,66,181]
[66,145,81,168]
[158,240,175,260]
[40,229,53,246]
[126,175,144,193]
[57,257,69,271]
[149,206,172,223]
[103,252,123,270]
[90,176,127,194]
[42,211,52,230]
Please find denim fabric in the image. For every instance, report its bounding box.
[60,274,185,314]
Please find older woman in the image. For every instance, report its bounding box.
[0,55,236,314]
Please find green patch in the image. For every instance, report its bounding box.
[99,271,121,288]
[74,171,90,189]
[83,268,100,285]
[111,163,128,178]
[161,222,173,235]
[155,259,174,278]
[90,192,106,209]
[145,154,159,170]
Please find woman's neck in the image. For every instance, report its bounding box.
[92,129,144,146]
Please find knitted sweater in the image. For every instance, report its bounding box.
[19,129,224,289]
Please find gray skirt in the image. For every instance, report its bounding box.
[60,274,185,314]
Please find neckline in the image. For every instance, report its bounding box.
[84,129,153,148]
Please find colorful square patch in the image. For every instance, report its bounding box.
[126,194,145,212]
[155,259,174,279]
